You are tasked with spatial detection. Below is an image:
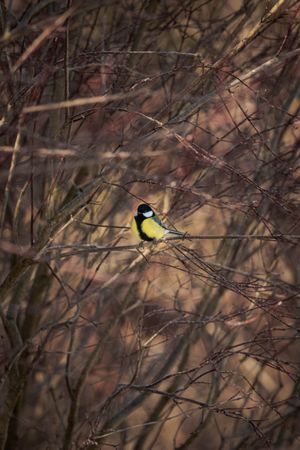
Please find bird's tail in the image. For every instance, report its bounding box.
[166,229,186,237]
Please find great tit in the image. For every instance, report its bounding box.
[131,203,184,241]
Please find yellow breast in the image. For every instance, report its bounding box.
[141,217,166,239]
[131,217,140,239]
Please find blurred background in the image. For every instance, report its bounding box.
[0,0,300,449]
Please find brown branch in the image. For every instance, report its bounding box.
[22,89,146,114]
[42,234,300,259]
[11,6,77,73]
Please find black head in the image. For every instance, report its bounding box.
[136,204,154,218]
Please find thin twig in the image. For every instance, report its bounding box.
[22,89,146,114]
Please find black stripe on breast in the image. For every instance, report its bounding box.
[135,215,154,241]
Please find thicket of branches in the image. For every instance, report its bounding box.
[1,0,300,449]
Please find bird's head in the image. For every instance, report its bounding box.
[136,204,154,218]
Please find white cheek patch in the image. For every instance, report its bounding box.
[143,211,153,218]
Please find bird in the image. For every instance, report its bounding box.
[131,203,185,241]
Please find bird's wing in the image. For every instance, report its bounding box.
[153,215,168,229]
[153,215,184,236]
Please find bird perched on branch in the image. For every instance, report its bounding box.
[131,203,185,241]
